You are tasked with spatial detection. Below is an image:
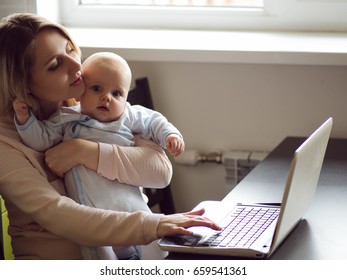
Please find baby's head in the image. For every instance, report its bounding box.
[79,52,132,122]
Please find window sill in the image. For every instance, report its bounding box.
[68,28,347,66]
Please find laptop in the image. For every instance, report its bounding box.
[159,117,333,258]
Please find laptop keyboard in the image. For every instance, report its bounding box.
[199,205,279,248]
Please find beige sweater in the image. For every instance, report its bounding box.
[0,114,172,259]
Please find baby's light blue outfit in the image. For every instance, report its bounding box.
[15,103,182,260]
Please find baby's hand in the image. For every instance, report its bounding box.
[166,134,185,157]
[13,98,30,125]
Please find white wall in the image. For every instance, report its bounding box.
[127,61,347,211]
[2,3,347,212]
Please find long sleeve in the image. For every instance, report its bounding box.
[15,106,173,189]
[97,135,173,188]
[0,116,162,259]
[128,104,183,148]
[96,104,178,188]
[15,110,64,152]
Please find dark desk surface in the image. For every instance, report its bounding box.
[170,137,347,260]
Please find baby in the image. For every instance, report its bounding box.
[13,52,185,260]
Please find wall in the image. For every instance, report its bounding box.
[0,0,36,18]
[127,61,347,211]
[2,3,347,212]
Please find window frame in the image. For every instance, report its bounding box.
[53,0,347,31]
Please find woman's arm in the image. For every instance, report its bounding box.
[98,136,173,188]
[0,139,151,246]
[45,136,173,188]
[0,140,219,247]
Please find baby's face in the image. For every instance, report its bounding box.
[80,62,130,122]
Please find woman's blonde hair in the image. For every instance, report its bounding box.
[0,13,80,116]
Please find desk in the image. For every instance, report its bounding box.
[170,137,347,260]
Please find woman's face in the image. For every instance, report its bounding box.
[28,29,85,104]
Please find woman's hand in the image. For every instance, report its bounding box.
[45,139,99,177]
[156,208,221,238]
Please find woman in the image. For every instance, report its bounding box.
[0,13,219,259]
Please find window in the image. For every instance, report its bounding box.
[52,0,347,31]
[79,0,263,8]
